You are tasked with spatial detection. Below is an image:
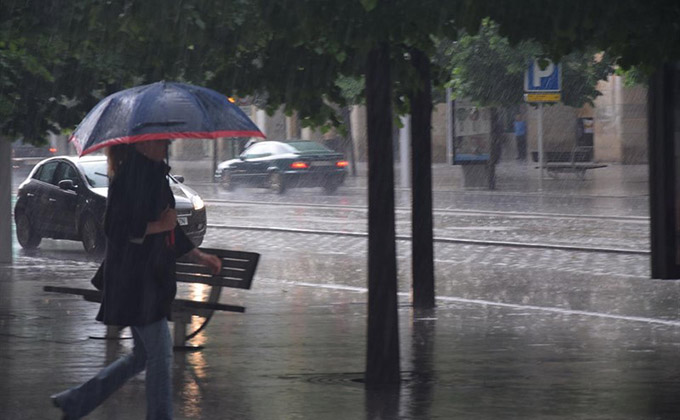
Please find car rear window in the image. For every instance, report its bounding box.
[287,141,333,153]
[80,160,110,188]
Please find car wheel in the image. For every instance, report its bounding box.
[268,172,286,194]
[80,214,104,254]
[220,170,235,191]
[15,213,41,249]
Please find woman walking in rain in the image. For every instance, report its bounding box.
[51,140,222,420]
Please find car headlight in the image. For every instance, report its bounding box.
[191,195,205,210]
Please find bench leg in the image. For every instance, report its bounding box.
[172,320,204,351]
[173,321,187,348]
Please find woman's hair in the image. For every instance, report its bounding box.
[106,144,131,178]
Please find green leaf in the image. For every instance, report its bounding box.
[360,0,378,12]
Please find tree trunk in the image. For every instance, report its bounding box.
[648,64,680,279]
[408,48,435,308]
[0,139,13,264]
[364,42,401,388]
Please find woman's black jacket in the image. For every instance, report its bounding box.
[95,150,194,326]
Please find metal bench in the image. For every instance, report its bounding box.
[532,146,607,179]
[43,248,259,349]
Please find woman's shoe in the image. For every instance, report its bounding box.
[50,393,72,420]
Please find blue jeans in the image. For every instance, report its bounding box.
[53,318,173,419]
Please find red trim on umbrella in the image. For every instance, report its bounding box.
[71,130,266,156]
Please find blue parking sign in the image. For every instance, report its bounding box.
[524,59,561,92]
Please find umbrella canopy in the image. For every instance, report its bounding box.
[70,81,265,156]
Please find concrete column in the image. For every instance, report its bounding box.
[264,107,287,140]
[286,113,301,139]
[399,115,410,188]
[50,133,71,156]
[169,140,181,159]
[620,84,648,163]
[446,88,453,164]
[351,105,368,161]
[256,109,267,136]
[254,106,287,140]
[594,75,623,162]
[301,127,324,141]
[1,139,12,263]
[431,102,449,163]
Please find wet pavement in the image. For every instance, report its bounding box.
[203,201,649,252]
[5,161,680,419]
[185,161,650,217]
[196,162,650,253]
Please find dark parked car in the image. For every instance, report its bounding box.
[14,155,207,254]
[215,140,348,194]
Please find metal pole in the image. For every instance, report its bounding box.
[212,139,218,183]
[537,103,544,191]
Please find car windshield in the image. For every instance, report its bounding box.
[287,141,333,153]
[80,160,109,188]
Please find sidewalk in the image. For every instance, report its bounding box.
[3,252,680,419]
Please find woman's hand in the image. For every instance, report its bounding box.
[190,249,222,275]
[145,207,177,236]
[158,207,177,232]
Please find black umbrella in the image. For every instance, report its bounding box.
[70,81,265,156]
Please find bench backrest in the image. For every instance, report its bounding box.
[175,248,259,290]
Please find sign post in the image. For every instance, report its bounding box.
[524,59,561,190]
[537,103,544,189]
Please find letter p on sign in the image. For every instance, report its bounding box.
[533,62,554,87]
[524,59,561,92]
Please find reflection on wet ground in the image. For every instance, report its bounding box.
[4,216,680,420]
[4,256,680,419]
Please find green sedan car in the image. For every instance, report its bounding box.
[215,140,348,194]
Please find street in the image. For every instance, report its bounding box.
[10,163,657,319]
[6,162,680,419]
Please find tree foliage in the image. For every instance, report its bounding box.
[1,0,264,144]
[455,0,680,73]
[4,1,679,145]
[1,1,79,143]
[443,19,614,109]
